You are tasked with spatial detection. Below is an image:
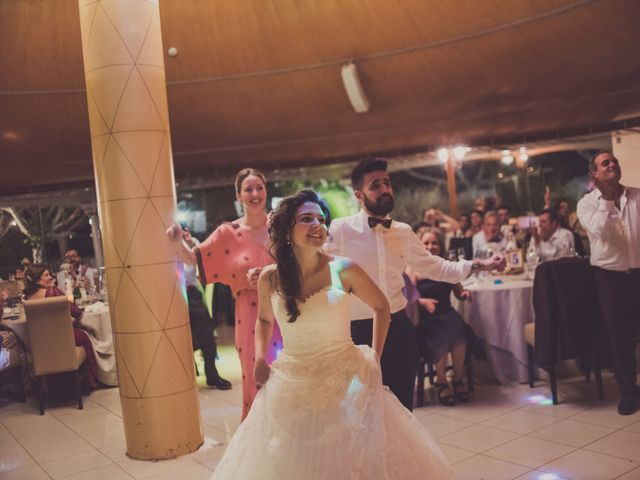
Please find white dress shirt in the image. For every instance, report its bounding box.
[472,231,507,256]
[325,210,472,320]
[529,227,575,262]
[577,186,640,271]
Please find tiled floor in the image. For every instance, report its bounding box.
[2,340,640,479]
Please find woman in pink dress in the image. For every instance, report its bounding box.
[168,168,283,419]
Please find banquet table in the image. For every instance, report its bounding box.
[453,274,534,384]
[0,301,118,386]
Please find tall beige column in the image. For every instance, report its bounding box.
[78,0,203,459]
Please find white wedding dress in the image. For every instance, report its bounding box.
[211,277,454,479]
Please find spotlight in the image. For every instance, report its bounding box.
[437,148,449,163]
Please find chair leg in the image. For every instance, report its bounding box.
[526,344,535,388]
[549,363,558,405]
[36,375,46,415]
[465,351,475,393]
[17,366,26,403]
[72,370,83,410]
[426,362,435,386]
[416,358,425,408]
[594,365,605,401]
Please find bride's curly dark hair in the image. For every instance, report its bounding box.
[268,189,331,323]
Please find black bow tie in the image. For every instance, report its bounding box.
[368,217,392,229]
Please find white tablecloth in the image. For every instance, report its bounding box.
[454,275,534,384]
[0,302,118,386]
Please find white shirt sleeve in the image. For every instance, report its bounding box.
[577,193,618,239]
[407,229,472,283]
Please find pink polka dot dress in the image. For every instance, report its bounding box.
[196,223,282,420]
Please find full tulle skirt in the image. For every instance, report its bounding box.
[211,344,454,479]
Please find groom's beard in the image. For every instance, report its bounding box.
[363,193,394,216]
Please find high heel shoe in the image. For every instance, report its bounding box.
[452,378,470,403]
[435,382,456,407]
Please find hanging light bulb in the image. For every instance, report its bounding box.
[453,146,471,161]
[437,148,449,163]
[501,149,514,165]
[519,146,529,162]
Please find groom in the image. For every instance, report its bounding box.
[325,157,505,410]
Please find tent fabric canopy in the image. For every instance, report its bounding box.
[1,0,640,193]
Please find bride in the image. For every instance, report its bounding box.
[211,189,454,479]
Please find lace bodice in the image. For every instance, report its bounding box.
[271,287,352,357]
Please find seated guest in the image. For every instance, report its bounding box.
[454,212,471,237]
[465,209,484,238]
[413,229,476,406]
[56,249,97,293]
[529,208,575,261]
[24,265,98,391]
[554,199,589,256]
[472,210,507,256]
[497,205,514,236]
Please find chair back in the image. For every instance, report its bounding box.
[449,236,473,260]
[532,257,606,366]
[24,296,78,375]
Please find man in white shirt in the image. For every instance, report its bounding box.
[56,249,97,292]
[325,158,505,410]
[472,211,507,256]
[577,151,640,415]
[529,208,575,261]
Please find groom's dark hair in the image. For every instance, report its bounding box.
[351,157,388,191]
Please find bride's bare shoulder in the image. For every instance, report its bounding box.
[258,264,278,293]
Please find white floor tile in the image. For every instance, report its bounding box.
[485,436,575,469]
[99,445,198,479]
[513,470,570,479]
[438,424,520,453]
[437,443,476,465]
[18,429,95,464]
[418,413,473,438]
[481,409,558,435]
[142,464,213,480]
[616,465,640,479]
[0,446,36,474]
[585,430,640,462]
[528,418,615,447]
[40,450,113,479]
[59,463,134,480]
[540,448,639,480]
[452,454,529,480]
[0,464,51,480]
[571,406,640,429]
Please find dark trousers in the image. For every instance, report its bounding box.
[351,311,419,411]
[593,268,640,397]
[187,286,220,382]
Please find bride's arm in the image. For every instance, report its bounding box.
[254,266,277,386]
[340,259,391,358]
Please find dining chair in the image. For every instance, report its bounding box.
[415,350,475,408]
[24,296,85,415]
[527,257,607,405]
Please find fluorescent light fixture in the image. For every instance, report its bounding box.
[437,148,449,163]
[341,62,370,113]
